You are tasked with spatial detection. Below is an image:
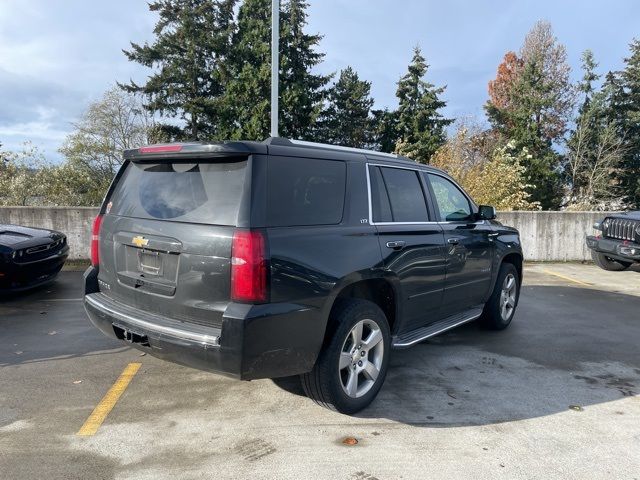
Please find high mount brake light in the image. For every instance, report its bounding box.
[231,230,268,303]
[138,145,183,154]
[90,214,103,267]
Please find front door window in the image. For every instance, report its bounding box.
[428,174,472,222]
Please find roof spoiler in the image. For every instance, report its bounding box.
[123,141,259,161]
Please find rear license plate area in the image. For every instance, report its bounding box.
[137,249,163,276]
[117,244,179,295]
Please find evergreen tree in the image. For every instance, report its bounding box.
[578,50,599,101]
[616,39,640,207]
[279,0,330,139]
[222,0,328,140]
[601,71,626,125]
[507,59,563,209]
[370,108,399,153]
[484,21,575,209]
[395,47,453,163]
[220,0,271,140]
[318,67,374,147]
[566,50,601,193]
[565,51,626,208]
[120,0,236,140]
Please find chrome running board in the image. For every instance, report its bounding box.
[392,307,483,349]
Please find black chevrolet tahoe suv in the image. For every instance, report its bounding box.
[84,138,523,413]
[587,211,640,271]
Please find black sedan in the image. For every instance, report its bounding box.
[0,224,69,292]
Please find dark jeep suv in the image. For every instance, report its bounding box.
[84,138,523,413]
[587,211,640,271]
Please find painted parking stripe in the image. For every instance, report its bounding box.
[542,269,592,286]
[77,362,141,436]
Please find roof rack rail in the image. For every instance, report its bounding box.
[264,137,400,159]
[289,139,400,158]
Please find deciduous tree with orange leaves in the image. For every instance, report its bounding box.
[488,52,524,112]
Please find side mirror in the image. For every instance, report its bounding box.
[478,205,496,220]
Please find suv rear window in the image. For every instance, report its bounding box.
[108,160,247,225]
[266,156,346,227]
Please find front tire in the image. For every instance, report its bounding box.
[480,263,520,330]
[591,250,631,271]
[301,299,390,414]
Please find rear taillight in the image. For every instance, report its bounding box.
[231,230,268,303]
[90,214,104,267]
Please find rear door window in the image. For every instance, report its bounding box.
[266,157,346,227]
[377,167,429,222]
[109,160,248,225]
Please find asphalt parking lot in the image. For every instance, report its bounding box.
[1,263,639,480]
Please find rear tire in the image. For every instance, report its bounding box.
[301,299,390,414]
[480,263,520,330]
[591,250,631,271]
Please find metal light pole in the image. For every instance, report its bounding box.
[270,0,280,138]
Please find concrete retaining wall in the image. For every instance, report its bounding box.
[496,211,605,262]
[0,207,609,262]
[0,207,99,260]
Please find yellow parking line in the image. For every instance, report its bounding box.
[77,362,141,436]
[542,269,592,286]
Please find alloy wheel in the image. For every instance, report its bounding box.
[339,319,384,398]
[499,273,517,321]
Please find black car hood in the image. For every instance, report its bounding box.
[0,224,64,249]
[606,211,640,221]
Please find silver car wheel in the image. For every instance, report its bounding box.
[499,273,517,321]
[339,319,384,398]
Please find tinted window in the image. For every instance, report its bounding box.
[428,174,472,221]
[369,166,392,222]
[267,157,346,227]
[379,167,429,222]
[109,160,247,225]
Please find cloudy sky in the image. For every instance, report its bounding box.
[0,0,638,161]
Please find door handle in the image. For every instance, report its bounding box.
[488,232,499,238]
[447,237,461,245]
[385,241,406,250]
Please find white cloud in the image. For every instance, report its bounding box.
[0,121,68,142]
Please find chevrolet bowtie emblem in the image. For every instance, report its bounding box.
[132,236,149,248]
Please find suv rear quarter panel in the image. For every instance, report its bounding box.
[250,156,386,371]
